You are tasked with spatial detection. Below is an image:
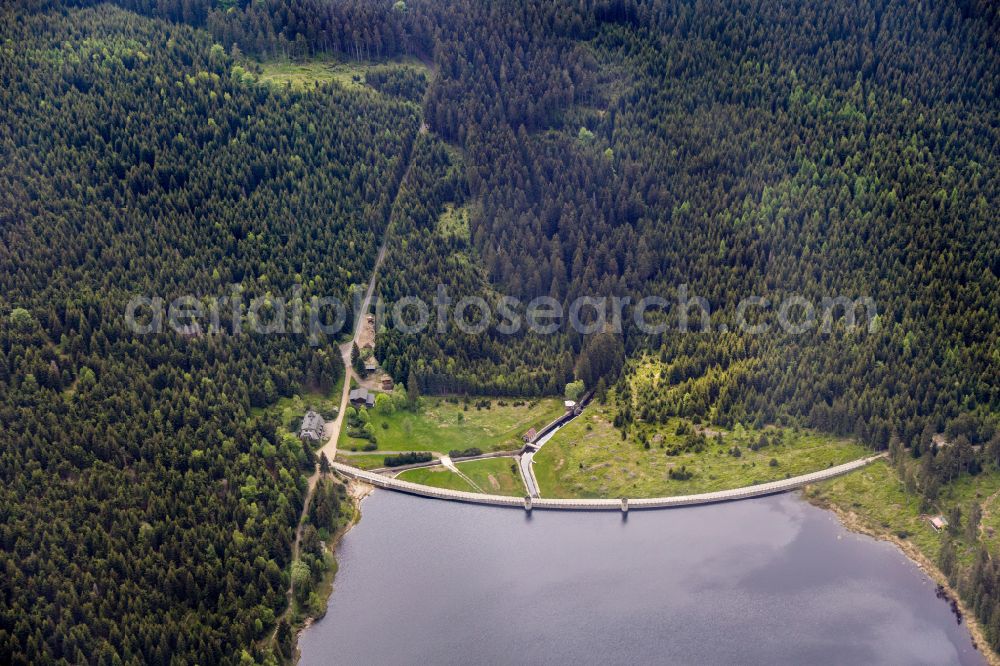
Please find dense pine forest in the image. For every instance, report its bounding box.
[2,0,998,663]
[0,4,416,663]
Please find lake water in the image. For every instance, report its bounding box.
[298,491,983,665]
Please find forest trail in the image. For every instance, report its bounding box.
[979,486,1000,541]
[276,118,422,643]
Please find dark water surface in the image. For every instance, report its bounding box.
[298,491,983,665]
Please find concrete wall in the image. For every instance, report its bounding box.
[332,454,884,511]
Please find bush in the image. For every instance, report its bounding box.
[564,380,585,401]
[448,447,482,458]
[749,433,770,451]
[668,465,694,480]
[383,452,433,467]
[374,393,394,415]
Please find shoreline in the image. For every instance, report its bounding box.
[291,478,373,664]
[806,490,999,666]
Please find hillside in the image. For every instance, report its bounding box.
[1,0,998,663]
[0,4,417,662]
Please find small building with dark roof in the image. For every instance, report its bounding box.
[349,388,376,409]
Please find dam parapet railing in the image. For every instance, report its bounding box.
[332,453,885,511]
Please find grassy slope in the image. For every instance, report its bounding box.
[338,396,565,454]
[533,400,867,498]
[395,465,476,492]
[333,453,393,471]
[436,201,474,241]
[807,459,1000,569]
[397,457,526,496]
[257,57,427,94]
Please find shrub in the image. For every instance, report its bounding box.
[668,465,694,480]
[448,447,482,459]
[383,452,433,467]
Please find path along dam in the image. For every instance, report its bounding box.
[332,453,886,512]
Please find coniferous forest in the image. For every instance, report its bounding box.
[2,0,998,663]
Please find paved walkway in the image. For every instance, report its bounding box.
[519,416,576,498]
[519,451,540,498]
[332,454,886,511]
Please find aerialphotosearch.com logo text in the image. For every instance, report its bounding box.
[125,284,878,343]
